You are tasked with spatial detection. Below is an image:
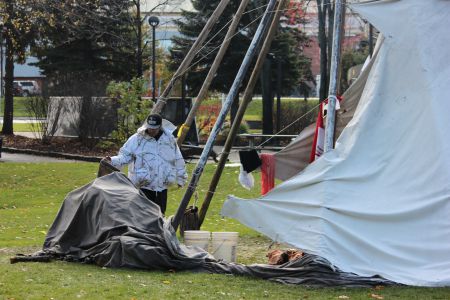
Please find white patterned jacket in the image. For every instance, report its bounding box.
[110,125,187,191]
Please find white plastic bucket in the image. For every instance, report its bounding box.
[183,230,210,251]
[211,232,239,262]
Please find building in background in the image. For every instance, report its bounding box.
[142,0,194,48]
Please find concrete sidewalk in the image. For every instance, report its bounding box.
[0,146,242,164]
[0,117,45,124]
[0,152,81,163]
[2,129,269,164]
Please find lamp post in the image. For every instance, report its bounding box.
[148,16,159,102]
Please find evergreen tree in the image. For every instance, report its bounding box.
[170,0,313,96]
[32,0,148,96]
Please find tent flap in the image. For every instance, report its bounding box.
[222,0,450,286]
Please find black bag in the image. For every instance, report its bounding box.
[179,205,199,237]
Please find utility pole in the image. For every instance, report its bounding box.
[324,0,346,152]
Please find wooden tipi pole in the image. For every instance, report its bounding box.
[198,0,288,227]
[177,0,251,146]
[171,0,278,231]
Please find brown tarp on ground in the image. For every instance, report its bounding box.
[35,172,392,287]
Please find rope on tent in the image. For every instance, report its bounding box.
[216,101,321,158]
[258,102,320,148]
[155,3,321,98]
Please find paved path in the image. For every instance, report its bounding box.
[0,144,243,164]
[0,152,81,163]
[2,129,259,164]
[0,117,45,124]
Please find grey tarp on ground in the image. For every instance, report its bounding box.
[40,172,392,287]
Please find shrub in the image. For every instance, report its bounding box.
[274,100,319,135]
[24,95,61,144]
[106,78,152,143]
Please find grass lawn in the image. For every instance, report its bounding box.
[2,96,306,120]
[196,97,318,122]
[1,163,449,299]
[0,97,29,117]
[11,123,34,132]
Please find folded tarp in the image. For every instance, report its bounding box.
[35,172,391,287]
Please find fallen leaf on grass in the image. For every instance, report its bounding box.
[338,296,349,299]
[370,294,384,299]
[162,280,171,284]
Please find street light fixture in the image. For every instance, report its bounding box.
[148,16,159,102]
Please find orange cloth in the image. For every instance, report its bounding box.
[260,153,275,195]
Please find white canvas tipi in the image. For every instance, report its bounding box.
[222,0,450,286]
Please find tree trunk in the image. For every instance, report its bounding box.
[326,1,334,85]
[1,1,14,135]
[261,58,273,135]
[136,2,143,78]
[230,92,239,126]
[317,0,328,101]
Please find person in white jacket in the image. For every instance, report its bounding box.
[106,113,187,214]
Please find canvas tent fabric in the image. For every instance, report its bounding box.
[274,36,383,181]
[37,172,391,287]
[222,0,450,286]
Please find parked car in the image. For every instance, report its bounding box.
[14,80,40,96]
[13,82,24,97]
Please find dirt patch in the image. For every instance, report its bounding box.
[1,135,119,157]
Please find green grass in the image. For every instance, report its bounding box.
[3,96,317,122]
[12,122,34,132]
[199,97,318,122]
[1,164,450,299]
[0,96,29,117]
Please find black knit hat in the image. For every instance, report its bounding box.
[146,113,162,129]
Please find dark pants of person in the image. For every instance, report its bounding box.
[141,188,168,215]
